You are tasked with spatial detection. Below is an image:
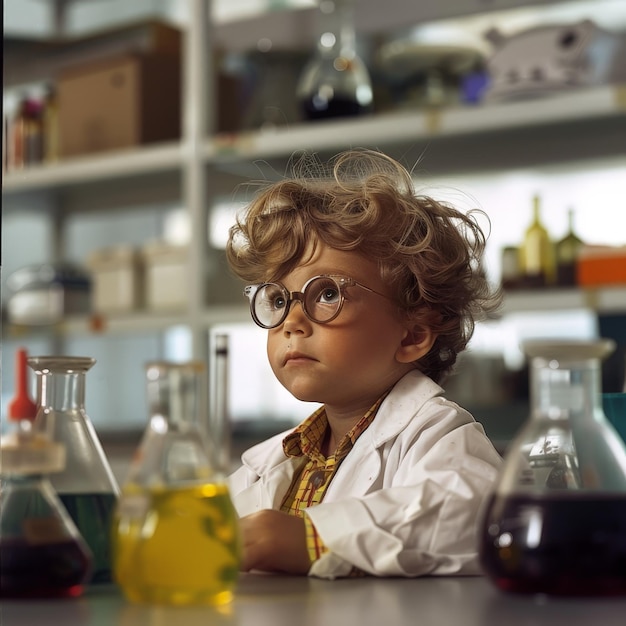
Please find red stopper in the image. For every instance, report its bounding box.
[7,347,38,421]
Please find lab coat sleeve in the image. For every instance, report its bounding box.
[305,422,501,579]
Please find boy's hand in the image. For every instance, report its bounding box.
[239,510,311,575]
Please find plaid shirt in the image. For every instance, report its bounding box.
[280,392,389,566]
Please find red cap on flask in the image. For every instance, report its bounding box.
[7,347,38,421]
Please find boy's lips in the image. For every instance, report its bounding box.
[283,351,316,365]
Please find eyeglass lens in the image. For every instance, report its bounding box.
[253,276,343,328]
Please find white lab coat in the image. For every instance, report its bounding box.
[228,370,503,579]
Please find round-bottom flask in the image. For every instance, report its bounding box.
[479,339,626,596]
[0,425,93,598]
[29,356,119,585]
[112,360,240,606]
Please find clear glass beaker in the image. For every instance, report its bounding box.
[479,339,626,596]
[297,0,373,120]
[0,425,93,598]
[28,356,119,585]
[112,360,240,606]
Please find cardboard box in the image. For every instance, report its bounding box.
[87,246,142,313]
[58,52,180,157]
[141,241,188,311]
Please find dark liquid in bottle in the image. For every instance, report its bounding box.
[480,493,626,596]
[58,492,117,584]
[0,537,91,598]
[300,96,369,121]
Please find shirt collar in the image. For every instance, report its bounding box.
[282,391,390,461]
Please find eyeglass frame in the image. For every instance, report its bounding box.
[244,274,395,329]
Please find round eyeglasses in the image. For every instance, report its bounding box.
[244,274,393,329]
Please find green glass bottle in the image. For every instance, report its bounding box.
[556,208,584,287]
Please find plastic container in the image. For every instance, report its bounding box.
[140,241,188,311]
[86,246,142,313]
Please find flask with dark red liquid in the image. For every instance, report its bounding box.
[479,339,626,596]
[0,423,93,598]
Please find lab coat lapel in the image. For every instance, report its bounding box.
[323,370,444,501]
[234,437,301,514]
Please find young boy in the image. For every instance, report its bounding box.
[225,149,502,579]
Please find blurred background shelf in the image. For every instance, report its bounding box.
[3,0,626,444]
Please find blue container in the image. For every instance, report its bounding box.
[603,392,626,444]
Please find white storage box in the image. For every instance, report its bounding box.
[141,241,188,310]
[87,246,142,313]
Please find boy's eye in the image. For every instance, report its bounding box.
[309,278,341,305]
[261,285,287,311]
[318,287,340,304]
[271,294,287,310]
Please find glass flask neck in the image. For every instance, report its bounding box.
[530,355,603,423]
[39,370,86,412]
[146,362,206,432]
[317,0,357,57]
[29,357,94,415]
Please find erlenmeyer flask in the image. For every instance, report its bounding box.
[0,423,93,598]
[28,356,119,585]
[112,360,240,606]
[297,0,373,120]
[479,339,626,596]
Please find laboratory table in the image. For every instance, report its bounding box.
[3,574,626,626]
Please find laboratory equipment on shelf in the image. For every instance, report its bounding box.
[28,356,119,585]
[297,0,373,120]
[479,339,626,596]
[112,357,240,606]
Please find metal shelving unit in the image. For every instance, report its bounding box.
[3,0,626,354]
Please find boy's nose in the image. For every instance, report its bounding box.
[282,300,310,334]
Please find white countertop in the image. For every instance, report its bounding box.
[3,573,626,626]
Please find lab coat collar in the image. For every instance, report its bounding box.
[238,370,445,504]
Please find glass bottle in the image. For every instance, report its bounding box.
[519,195,555,288]
[297,0,373,120]
[112,360,240,606]
[479,339,626,596]
[0,423,93,598]
[28,356,119,585]
[556,207,584,287]
[42,84,60,163]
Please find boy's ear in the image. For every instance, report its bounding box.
[395,327,436,364]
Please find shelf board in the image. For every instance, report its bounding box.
[3,86,625,196]
[2,142,184,194]
[4,289,623,342]
[3,305,251,340]
[500,286,626,315]
[213,85,626,162]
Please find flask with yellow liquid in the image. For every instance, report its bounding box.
[112,344,240,606]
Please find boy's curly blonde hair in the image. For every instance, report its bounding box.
[226,149,501,383]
